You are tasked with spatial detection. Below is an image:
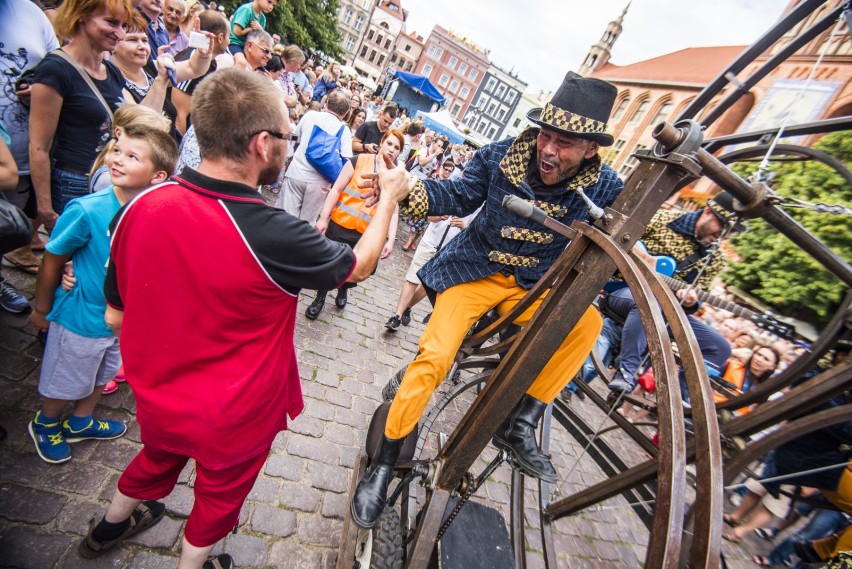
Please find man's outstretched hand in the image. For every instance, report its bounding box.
[359,153,411,207]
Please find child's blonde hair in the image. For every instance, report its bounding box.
[89,105,172,180]
[120,127,179,178]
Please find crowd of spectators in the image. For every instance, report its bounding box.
[1,2,847,568]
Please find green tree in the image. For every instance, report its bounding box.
[723,131,852,327]
[221,0,344,61]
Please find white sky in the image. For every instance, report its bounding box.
[401,0,793,93]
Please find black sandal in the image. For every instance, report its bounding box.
[723,513,741,527]
[78,500,166,559]
[203,553,234,569]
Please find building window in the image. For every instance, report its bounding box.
[422,63,433,75]
[495,84,506,98]
[650,102,673,126]
[504,90,516,104]
[487,126,497,139]
[477,121,487,134]
[458,62,467,74]
[369,49,376,62]
[376,33,383,45]
[378,54,385,66]
[450,79,460,93]
[485,77,496,92]
[611,97,629,120]
[451,103,461,115]
[477,94,486,109]
[384,39,391,49]
[354,15,364,31]
[496,107,506,121]
[448,56,458,69]
[427,45,444,59]
[404,44,411,52]
[618,144,647,178]
[468,69,477,81]
[629,100,650,124]
[439,74,449,86]
[513,117,522,127]
[487,102,497,115]
[367,29,374,41]
[342,8,353,24]
[406,62,413,71]
[391,54,398,63]
[459,86,470,99]
[360,45,368,57]
[345,35,356,51]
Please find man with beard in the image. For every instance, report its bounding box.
[350,72,624,529]
[603,192,745,395]
[80,68,410,568]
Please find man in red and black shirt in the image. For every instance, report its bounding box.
[79,68,410,568]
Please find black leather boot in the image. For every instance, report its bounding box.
[305,291,326,320]
[350,435,404,528]
[335,287,348,309]
[493,394,557,483]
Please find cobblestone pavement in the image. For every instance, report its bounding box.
[1,230,767,568]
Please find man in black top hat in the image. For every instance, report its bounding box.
[601,191,747,396]
[350,72,624,529]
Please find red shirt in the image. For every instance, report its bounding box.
[106,170,355,467]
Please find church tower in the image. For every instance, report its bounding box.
[578,3,629,76]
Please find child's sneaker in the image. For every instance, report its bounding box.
[113,366,126,383]
[62,417,127,443]
[29,413,71,463]
[102,380,119,395]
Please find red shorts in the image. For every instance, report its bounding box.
[117,445,268,546]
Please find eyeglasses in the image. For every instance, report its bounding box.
[247,129,287,140]
[250,42,272,57]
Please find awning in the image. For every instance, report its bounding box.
[417,110,466,144]
[394,70,445,104]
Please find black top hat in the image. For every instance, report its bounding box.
[527,71,618,147]
[707,192,747,234]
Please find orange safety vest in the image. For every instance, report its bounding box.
[330,154,378,234]
[714,359,752,414]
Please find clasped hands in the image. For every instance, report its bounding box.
[358,153,412,207]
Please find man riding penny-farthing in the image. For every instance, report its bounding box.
[350,72,625,530]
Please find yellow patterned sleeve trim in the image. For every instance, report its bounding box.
[488,251,540,268]
[529,200,568,218]
[500,226,554,244]
[399,178,428,220]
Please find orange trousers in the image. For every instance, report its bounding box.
[814,464,852,560]
[384,272,602,439]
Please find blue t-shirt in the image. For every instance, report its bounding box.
[46,187,121,338]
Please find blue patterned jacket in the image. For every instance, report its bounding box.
[405,129,624,292]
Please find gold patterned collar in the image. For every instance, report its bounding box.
[499,127,602,192]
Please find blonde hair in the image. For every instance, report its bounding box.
[54,0,136,43]
[321,61,340,83]
[121,127,179,177]
[89,105,172,179]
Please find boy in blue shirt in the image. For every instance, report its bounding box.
[28,126,178,463]
[228,0,277,66]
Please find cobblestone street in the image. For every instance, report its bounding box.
[1,228,765,568]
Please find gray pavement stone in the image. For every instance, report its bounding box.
[264,453,305,481]
[295,515,341,547]
[0,350,39,382]
[320,491,347,519]
[87,439,140,471]
[219,533,270,568]
[0,484,68,524]
[163,484,195,518]
[267,538,322,568]
[54,498,106,536]
[126,514,183,549]
[39,461,112,497]
[0,524,73,569]
[250,505,296,537]
[286,433,340,464]
[278,482,320,512]
[126,549,179,568]
[307,462,349,494]
[58,543,130,569]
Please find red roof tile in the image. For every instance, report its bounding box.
[591,46,747,86]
